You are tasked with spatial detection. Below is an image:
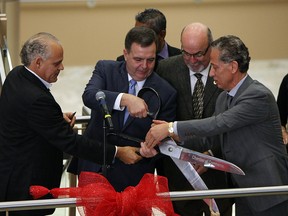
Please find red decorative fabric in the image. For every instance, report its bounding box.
[30,172,177,216]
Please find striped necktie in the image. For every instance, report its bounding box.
[192,73,204,119]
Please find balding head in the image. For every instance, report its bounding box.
[180,22,213,72]
[181,22,212,51]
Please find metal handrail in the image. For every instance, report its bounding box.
[2,115,287,214]
[3,36,12,74]
[1,185,288,212]
[0,48,5,85]
[75,115,90,124]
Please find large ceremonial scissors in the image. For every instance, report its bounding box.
[159,137,245,175]
[158,137,244,214]
[108,87,245,214]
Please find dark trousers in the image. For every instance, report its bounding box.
[236,197,288,216]
[173,198,233,216]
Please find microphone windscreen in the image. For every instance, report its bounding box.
[95,91,105,101]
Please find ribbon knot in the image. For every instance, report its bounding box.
[30,172,178,216]
[116,187,137,215]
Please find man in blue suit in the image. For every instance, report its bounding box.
[146,35,288,216]
[69,26,177,192]
[116,8,181,70]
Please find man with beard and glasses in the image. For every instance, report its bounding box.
[155,23,233,216]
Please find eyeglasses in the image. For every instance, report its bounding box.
[181,45,210,58]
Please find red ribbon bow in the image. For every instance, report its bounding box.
[30,172,177,216]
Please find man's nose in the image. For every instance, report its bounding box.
[189,55,198,63]
[59,63,64,70]
[142,60,148,68]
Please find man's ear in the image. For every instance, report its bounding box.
[35,57,42,68]
[123,49,128,61]
[159,30,166,39]
[231,60,239,74]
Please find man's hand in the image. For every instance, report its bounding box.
[192,151,210,175]
[116,146,142,164]
[63,112,76,127]
[282,126,288,144]
[145,120,170,148]
[121,94,149,118]
[139,142,158,158]
[192,163,208,175]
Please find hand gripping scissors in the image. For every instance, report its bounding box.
[107,133,245,214]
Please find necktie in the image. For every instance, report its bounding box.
[192,73,204,119]
[124,79,137,123]
[227,94,233,109]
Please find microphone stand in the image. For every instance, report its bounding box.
[102,118,107,177]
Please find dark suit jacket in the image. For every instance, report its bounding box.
[71,60,177,192]
[156,55,231,215]
[178,75,288,212]
[277,73,288,127]
[0,66,116,216]
[116,43,181,70]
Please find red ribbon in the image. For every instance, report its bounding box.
[30,172,178,216]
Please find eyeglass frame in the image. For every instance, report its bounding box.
[181,44,210,59]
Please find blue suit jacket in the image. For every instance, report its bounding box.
[70,60,177,191]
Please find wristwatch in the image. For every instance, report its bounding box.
[168,122,174,136]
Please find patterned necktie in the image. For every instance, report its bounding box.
[192,73,204,119]
[124,79,137,123]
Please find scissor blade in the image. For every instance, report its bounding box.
[180,149,245,175]
[159,138,245,176]
[171,157,219,213]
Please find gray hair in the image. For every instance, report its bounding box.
[211,35,251,73]
[20,32,61,66]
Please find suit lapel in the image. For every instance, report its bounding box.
[118,65,131,128]
[203,76,217,108]
[176,62,194,117]
[230,75,253,107]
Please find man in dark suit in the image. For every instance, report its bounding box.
[156,22,233,216]
[0,32,144,216]
[116,8,181,69]
[277,74,288,146]
[146,35,288,216]
[69,26,177,192]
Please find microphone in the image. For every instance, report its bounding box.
[95,91,114,130]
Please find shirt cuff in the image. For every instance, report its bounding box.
[113,93,125,111]
[173,121,178,135]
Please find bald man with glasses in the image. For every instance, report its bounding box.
[155,22,233,216]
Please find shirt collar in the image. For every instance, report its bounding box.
[228,74,248,97]
[189,63,211,79]
[127,74,145,89]
[157,42,169,59]
[25,66,52,89]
